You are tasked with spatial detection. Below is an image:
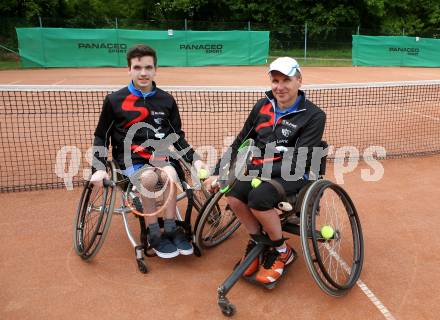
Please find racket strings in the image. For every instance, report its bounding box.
[126,167,173,217]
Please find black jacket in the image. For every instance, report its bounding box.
[92,84,196,170]
[214,90,326,178]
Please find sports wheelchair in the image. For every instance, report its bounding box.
[198,141,364,316]
[73,155,238,273]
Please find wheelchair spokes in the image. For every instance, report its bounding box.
[201,204,236,243]
[195,191,241,250]
[178,158,209,212]
[73,162,117,260]
[74,158,243,274]
[301,180,364,296]
[82,186,106,248]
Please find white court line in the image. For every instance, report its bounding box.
[393,106,440,122]
[357,280,396,320]
[52,78,66,85]
[324,243,396,320]
[7,80,22,85]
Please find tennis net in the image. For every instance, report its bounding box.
[1,81,439,192]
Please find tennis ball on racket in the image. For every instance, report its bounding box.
[251,178,262,189]
[198,168,209,180]
[321,225,334,240]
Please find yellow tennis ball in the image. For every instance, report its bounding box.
[321,225,334,240]
[251,178,262,189]
[198,168,209,180]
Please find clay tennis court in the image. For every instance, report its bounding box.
[1,66,439,320]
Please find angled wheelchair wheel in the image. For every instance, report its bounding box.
[300,179,364,296]
[177,158,211,213]
[195,191,241,250]
[73,161,117,260]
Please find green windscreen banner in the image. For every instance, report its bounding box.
[16,28,269,68]
[352,35,440,67]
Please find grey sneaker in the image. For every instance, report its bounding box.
[171,229,193,255]
[153,234,179,259]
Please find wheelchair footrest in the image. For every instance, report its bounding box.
[242,261,294,290]
[242,273,280,290]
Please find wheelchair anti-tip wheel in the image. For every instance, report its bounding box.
[195,191,241,251]
[73,161,117,260]
[300,179,364,296]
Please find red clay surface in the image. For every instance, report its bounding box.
[1,157,439,320]
[1,66,440,319]
[1,66,440,86]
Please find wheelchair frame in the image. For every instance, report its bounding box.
[214,177,364,316]
[217,179,364,316]
[73,157,237,273]
[194,140,364,316]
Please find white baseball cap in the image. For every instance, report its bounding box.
[269,57,301,76]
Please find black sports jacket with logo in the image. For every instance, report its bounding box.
[92,82,196,170]
[215,90,326,178]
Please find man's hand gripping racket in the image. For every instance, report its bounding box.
[206,139,255,194]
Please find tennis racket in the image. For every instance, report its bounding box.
[124,166,175,217]
[215,138,255,193]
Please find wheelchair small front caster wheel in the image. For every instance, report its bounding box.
[218,296,235,317]
[193,244,202,257]
[137,259,148,273]
[220,303,235,317]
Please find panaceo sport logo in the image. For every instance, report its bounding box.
[78,43,127,53]
[179,44,223,54]
[388,47,420,56]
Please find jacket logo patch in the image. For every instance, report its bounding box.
[256,103,274,131]
[121,94,149,128]
[281,120,297,129]
[154,118,164,125]
[282,128,292,137]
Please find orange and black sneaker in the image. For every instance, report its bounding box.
[255,244,297,284]
[240,239,259,277]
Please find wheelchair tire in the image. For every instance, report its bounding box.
[194,191,241,250]
[73,161,117,260]
[300,179,364,296]
[177,158,211,213]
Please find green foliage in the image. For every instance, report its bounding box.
[0,59,20,70]
[1,0,439,60]
[362,0,440,35]
[1,0,438,36]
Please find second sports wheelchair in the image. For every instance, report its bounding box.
[196,140,364,316]
[73,155,239,272]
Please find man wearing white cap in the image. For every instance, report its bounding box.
[205,57,326,285]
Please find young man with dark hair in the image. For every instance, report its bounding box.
[90,44,206,259]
